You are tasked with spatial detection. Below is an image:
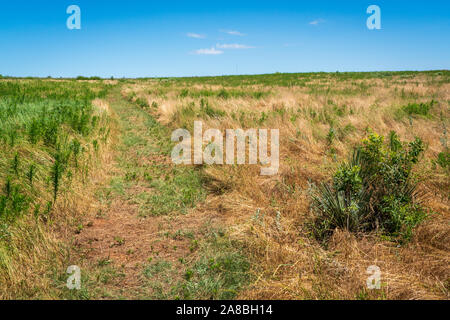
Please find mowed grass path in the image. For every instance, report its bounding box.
[66,88,250,300]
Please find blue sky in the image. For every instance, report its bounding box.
[0,0,449,77]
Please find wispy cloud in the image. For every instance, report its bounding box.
[220,29,246,36]
[193,47,223,55]
[187,32,206,39]
[216,43,254,49]
[309,19,325,26]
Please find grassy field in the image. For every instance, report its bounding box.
[0,79,112,298]
[0,71,448,299]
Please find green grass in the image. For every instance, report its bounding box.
[178,238,251,300]
[0,79,113,299]
[0,80,111,223]
[137,167,205,216]
[402,100,436,117]
[141,231,251,300]
[115,92,206,216]
[128,70,450,88]
[178,88,270,100]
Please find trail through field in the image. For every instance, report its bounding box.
[71,89,228,299]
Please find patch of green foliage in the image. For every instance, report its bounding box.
[177,88,270,100]
[142,231,251,300]
[0,80,110,225]
[436,149,450,170]
[138,167,205,216]
[160,71,450,88]
[402,100,436,117]
[178,237,250,300]
[119,92,206,216]
[310,131,427,243]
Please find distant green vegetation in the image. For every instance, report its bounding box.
[178,88,270,99]
[159,70,450,87]
[75,76,103,81]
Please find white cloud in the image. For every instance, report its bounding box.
[220,30,246,36]
[309,19,325,26]
[193,47,224,55]
[216,43,254,49]
[187,33,206,39]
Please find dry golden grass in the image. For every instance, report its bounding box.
[124,73,449,300]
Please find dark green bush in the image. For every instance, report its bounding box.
[310,131,427,243]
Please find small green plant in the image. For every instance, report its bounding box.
[11,152,20,175]
[402,100,435,117]
[217,89,230,99]
[310,131,427,243]
[27,119,40,144]
[436,149,449,169]
[26,164,35,186]
[135,97,149,109]
[200,99,225,118]
[70,139,81,167]
[51,152,67,201]
[326,127,335,146]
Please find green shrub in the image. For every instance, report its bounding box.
[402,100,435,117]
[436,149,449,169]
[310,131,427,243]
[135,97,149,109]
[217,89,231,99]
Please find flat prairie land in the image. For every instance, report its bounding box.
[0,71,448,299]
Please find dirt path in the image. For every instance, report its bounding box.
[71,89,231,299]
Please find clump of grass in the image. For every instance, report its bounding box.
[138,167,205,216]
[142,231,251,300]
[135,97,149,109]
[310,131,427,243]
[200,99,225,119]
[402,100,435,117]
[26,164,35,186]
[177,234,251,300]
[436,149,450,169]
